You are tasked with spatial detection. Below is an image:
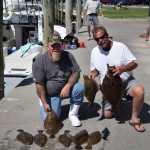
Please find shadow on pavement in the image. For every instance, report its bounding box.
[79,102,101,121]
[16,77,33,87]
[60,102,101,122]
[115,100,150,124]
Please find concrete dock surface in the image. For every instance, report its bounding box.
[0,17,150,150]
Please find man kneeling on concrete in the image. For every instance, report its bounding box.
[32,31,84,127]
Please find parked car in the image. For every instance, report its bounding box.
[100,0,110,4]
[109,0,132,5]
[131,0,139,4]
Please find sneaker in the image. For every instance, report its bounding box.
[69,115,81,127]
[87,35,91,41]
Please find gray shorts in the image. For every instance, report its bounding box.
[86,14,99,27]
[101,76,139,110]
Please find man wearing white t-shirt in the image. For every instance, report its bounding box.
[88,26,145,132]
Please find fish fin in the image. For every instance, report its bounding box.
[17,129,24,133]
[96,82,100,91]
[85,144,92,149]
[37,130,44,134]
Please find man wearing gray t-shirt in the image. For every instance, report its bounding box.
[32,32,84,127]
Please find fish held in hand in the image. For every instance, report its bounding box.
[17,129,33,145]
[101,64,124,114]
[44,110,60,138]
[83,75,99,109]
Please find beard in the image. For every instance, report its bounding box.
[51,52,61,62]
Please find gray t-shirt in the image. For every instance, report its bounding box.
[32,51,81,96]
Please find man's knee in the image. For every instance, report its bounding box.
[131,84,145,97]
[73,82,84,93]
[102,110,114,119]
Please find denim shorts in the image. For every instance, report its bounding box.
[101,76,139,110]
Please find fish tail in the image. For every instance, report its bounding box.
[75,145,83,149]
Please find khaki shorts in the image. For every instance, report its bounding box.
[86,13,99,27]
[101,76,139,110]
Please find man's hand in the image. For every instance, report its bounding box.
[60,83,71,98]
[43,103,52,114]
[113,66,123,76]
[88,69,99,79]
[112,62,138,76]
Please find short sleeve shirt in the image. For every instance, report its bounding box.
[32,51,81,96]
[84,0,102,15]
[90,41,137,84]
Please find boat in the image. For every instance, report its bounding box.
[3,0,66,76]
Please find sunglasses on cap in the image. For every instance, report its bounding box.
[94,34,107,41]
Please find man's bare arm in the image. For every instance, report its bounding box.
[113,61,138,76]
[36,83,51,112]
[60,72,80,98]
[68,72,80,87]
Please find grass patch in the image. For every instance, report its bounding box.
[100,6,148,19]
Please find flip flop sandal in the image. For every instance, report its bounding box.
[139,34,147,38]
[129,120,145,132]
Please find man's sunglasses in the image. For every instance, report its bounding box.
[94,35,106,41]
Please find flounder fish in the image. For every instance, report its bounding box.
[101,64,124,114]
[33,130,47,147]
[58,130,73,148]
[44,110,60,138]
[85,131,101,149]
[17,129,33,145]
[73,129,89,149]
[83,75,99,109]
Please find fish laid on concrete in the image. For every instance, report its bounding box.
[44,110,60,138]
[17,129,33,145]
[83,75,99,109]
[58,130,73,148]
[85,131,101,149]
[73,129,89,149]
[33,130,47,147]
[101,64,124,114]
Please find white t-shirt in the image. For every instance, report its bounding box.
[84,0,102,15]
[90,41,137,84]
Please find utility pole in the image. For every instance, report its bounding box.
[0,0,4,99]
[66,0,73,35]
[60,0,63,24]
[42,0,55,50]
[76,0,82,31]
[55,0,57,23]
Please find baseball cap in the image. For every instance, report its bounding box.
[48,31,62,46]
